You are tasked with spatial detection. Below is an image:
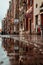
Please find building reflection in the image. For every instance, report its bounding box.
[2,38,43,65]
[2,38,19,65]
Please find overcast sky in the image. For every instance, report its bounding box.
[0,0,10,29]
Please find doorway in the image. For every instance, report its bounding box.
[41,14,43,25]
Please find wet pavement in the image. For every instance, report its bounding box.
[0,38,10,65]
[0,35,43,65]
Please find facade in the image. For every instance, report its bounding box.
[24,0,33,34]
[2,18,7,34]
[19,0,27,51]
[24,0,43,34]
[2,0,14,34]
[14,0,19,33]
[2,0,43,35]
[33,0,43,33]
[2,0,20,35]
[7,0,14,34]
[19,0,27,35]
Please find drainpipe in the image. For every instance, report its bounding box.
[30,19,32,34]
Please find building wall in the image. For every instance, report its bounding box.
[25,0,33,34]
[33,0,43,29]
[14,0,19,33]
[19,0,27,35]
[14,0,16,19]
[7,0,14,34]
[25,0,43,34]
[2,18,7,34]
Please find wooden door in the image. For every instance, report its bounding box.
[41,14,43,25]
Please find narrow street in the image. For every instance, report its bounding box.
[0,0,43,65]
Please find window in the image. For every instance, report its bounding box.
[35,15,38,25]
[21,23,23,29]
[26,18,28,31]
[36,4,38,8]
[30,0,33,6]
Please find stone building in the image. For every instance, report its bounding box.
[33,0,43,33]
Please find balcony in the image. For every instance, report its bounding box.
[40,3,43,14]
[40,7,43,13]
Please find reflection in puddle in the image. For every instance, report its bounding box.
[0,38,10,65]
[0,37,43,65]
[2,38,19,65]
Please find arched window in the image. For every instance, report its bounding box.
[36,4,38,8]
